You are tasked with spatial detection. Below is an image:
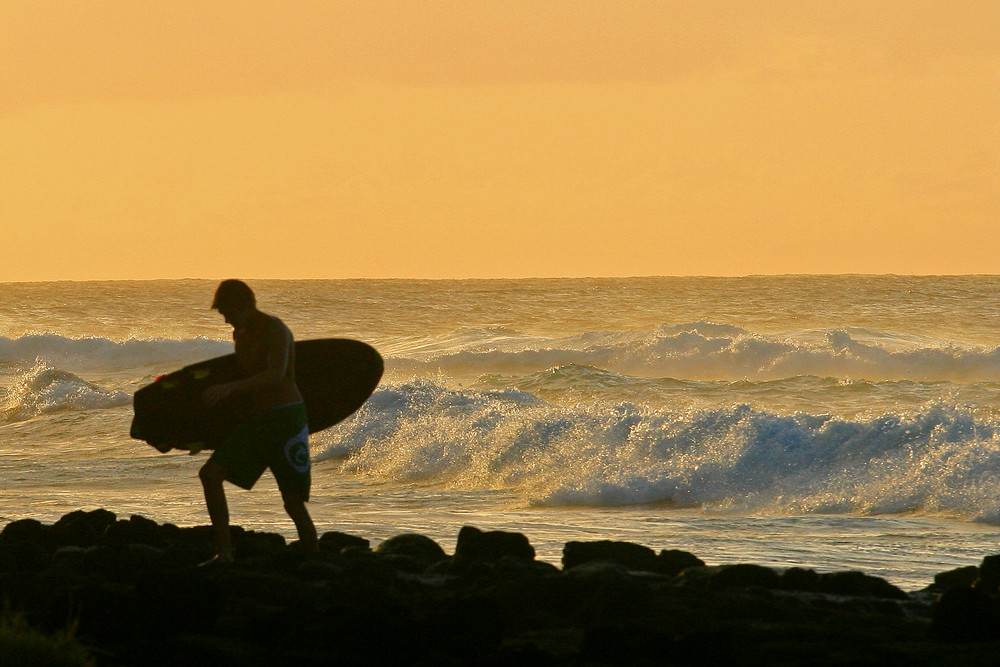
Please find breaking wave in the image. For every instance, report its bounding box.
[315,380,1000,522]
[387,322,1000,382]
[1,362,132,423]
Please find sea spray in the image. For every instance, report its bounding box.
[1,362,131,423]
[318,381,1000,520]
[387,322,1000,382]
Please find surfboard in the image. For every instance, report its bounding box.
[130,338,383,453]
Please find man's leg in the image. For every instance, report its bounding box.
[281,491,318,551]
[199,460,234,563]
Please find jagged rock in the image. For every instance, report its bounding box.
[6,512,987,665]
[976,554,1000,593]
[494,555,560,578]
[657,548,704,576]
[562,540,659,573]
[103,514,166,548]
[120,543,167,574]
[932,565,979,593]
[0,518,44,544]
[134,567,225,633]
[235,530,286,557]
[562,560,633,584]
[454,525,535,563]
[674,564,780,590]
[376,533,448,567]
[0,537,50,572]
[49,509,117,548]
[780,566,822,592]
[933,586,1000,641]
[300,558,346,581]
[319,530,370,553]
[817,571,908,600]
[709,563,781,590]
[581,623,676,665]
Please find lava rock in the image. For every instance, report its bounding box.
[562,540,659,573]
[454,525,535,563]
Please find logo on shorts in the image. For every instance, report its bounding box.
[284,427,310,473]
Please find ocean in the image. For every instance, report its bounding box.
[3,275,1000,590]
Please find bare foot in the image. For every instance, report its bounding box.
[198,554,234,567]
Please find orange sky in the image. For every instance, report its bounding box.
[2,1,998,280]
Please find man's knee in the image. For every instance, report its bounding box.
[200,461,226,486]
[282,492,307,514]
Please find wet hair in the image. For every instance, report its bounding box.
[211,279,256,311]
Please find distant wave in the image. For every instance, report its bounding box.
[1,362,131,423]
[315,379,1000,522]
[0,335,231,372]
[387,321,1000,382]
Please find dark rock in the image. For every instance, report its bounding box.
[300,558,346,580]
[657,548,704,576]
[562,540,659,573]
[234,530,285,558]
[51,545,88,570]
[673,565,715,588]
[780,566,822,592]
[708,563,781,590]
[134,567,225,633]
[933,586,1000,641]
[494,555,560,578]
[933,565,979,592]
[340,548,401,586]
[376,533,448,567]
[454,525,535,563]
[49,509,117,548]
[175,524,218,547]
[560,561,652,624]
[674,563,781,590]
[0,518,45,544]
[817,571,908,600]
[562,560,633,585]
[976,554,1000,594]
[72,581,142,643]
[580,623,676,665]
[0,537,50,572]
[319,530,369,553]
[120,543,168,573]
[80,545,118,577]
[418,594,504,658]
[381,553,434,574]
[103,514,166,548]
[0,547,14,573]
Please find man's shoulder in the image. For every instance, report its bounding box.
[257,311,294,339]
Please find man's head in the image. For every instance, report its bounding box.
[212,279,256,326]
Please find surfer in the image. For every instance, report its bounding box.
[198,279,317,564]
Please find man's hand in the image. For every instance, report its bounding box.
[203,383,236,407]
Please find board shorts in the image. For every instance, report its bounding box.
[208,402,311,500]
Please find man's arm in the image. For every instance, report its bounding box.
[203,319,291,407]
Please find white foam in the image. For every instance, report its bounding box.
[1,362,132,423]
[386,322,1000,382]
[315,380,1000,522]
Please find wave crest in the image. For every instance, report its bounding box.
[315,380,1000,521]
[1,362,132,423]
[387,322,1000,382]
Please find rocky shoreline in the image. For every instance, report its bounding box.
[1,509,999,665]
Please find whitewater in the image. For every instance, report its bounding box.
[3,276,1000,590]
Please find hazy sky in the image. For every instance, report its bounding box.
[3,1,998,280]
